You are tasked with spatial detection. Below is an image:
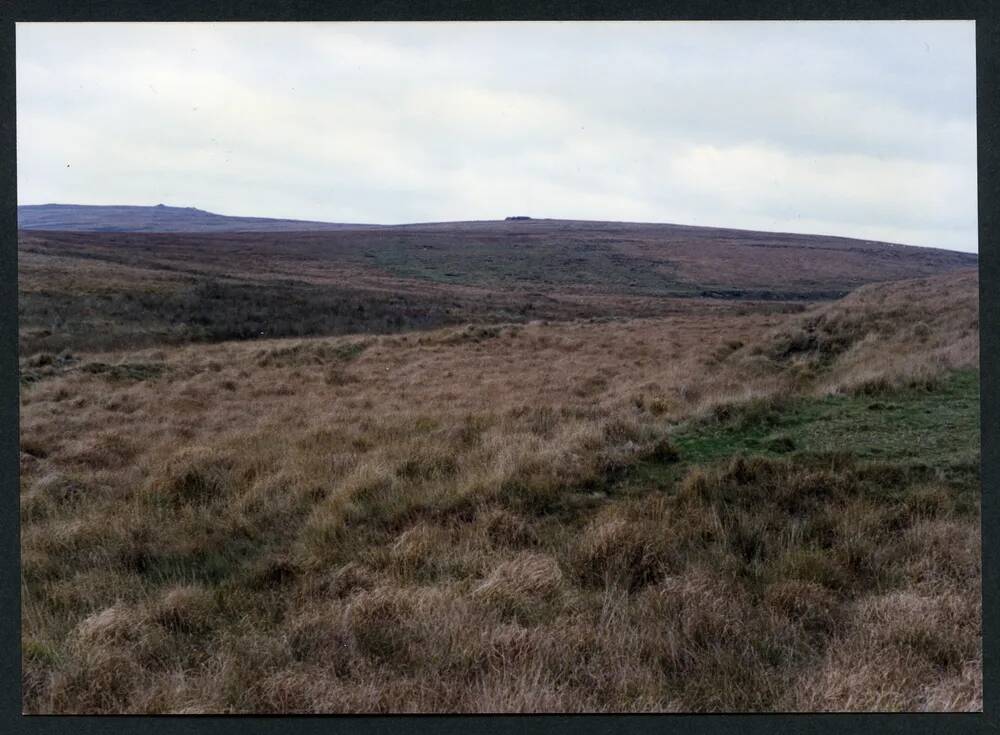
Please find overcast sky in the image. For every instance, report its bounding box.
[17,21,978,251]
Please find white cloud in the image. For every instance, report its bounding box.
[16,20,978,251]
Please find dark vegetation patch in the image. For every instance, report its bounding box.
[256,340,370,368]
[80,361,168,382]
[19,277,504,355]
[21,224,970,355]
[440,324,515,344]
[19,351,79,385]
[369,233,697,296]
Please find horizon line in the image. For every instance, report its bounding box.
[16,201,980,255]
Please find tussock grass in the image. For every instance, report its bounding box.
[19,270,980,712]
[472,553,565,621]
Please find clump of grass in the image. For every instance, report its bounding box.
[477,507,539,548]
[389,523,453,580]
[397,448,458,482]
[73,605,141,646]
[442,324,507,344]
[841,370,943,397]
[472,553,564,620]
[342,587,423,665]
[325,562,377,598]
[257,340,370,368]
[788,588,981,711]
[324,366,358,386]
[764,434,796,453]
[80,361,167,382]
[245,553,301,590]
[573,505,673,591]
[144,448,236,507]
[763,579,841,636]
[152,585,217,634]
[642,436,680,463]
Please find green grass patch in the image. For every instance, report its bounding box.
[370,237,698,296]
[621,369,979,495]
[676,369,979,467]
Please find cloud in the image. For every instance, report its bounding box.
[16,21,978,251]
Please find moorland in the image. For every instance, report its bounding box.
[18,212,981,712]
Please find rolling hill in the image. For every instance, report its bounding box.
[17,203,376,233]
[17,211,976,355]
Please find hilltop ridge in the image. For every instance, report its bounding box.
[17,203,377,233]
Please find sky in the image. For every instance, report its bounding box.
[16,21,978,252]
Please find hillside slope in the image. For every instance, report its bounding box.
[17,219,976,355]
[18,207,976,299]
[17,204,375,233]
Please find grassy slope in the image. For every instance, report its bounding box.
[18,224,975,355]
[19,269,981,713]
[19,230,794,355]
[620,369,979,502]
[676,370,980,466]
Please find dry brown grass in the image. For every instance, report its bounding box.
[755,269,979,396]
[19,269,980,713]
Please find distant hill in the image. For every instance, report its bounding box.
[17,203,977,321]
[17,210,977,354]
[17,203,376,233]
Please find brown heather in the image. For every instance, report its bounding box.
[19,268,980,713]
